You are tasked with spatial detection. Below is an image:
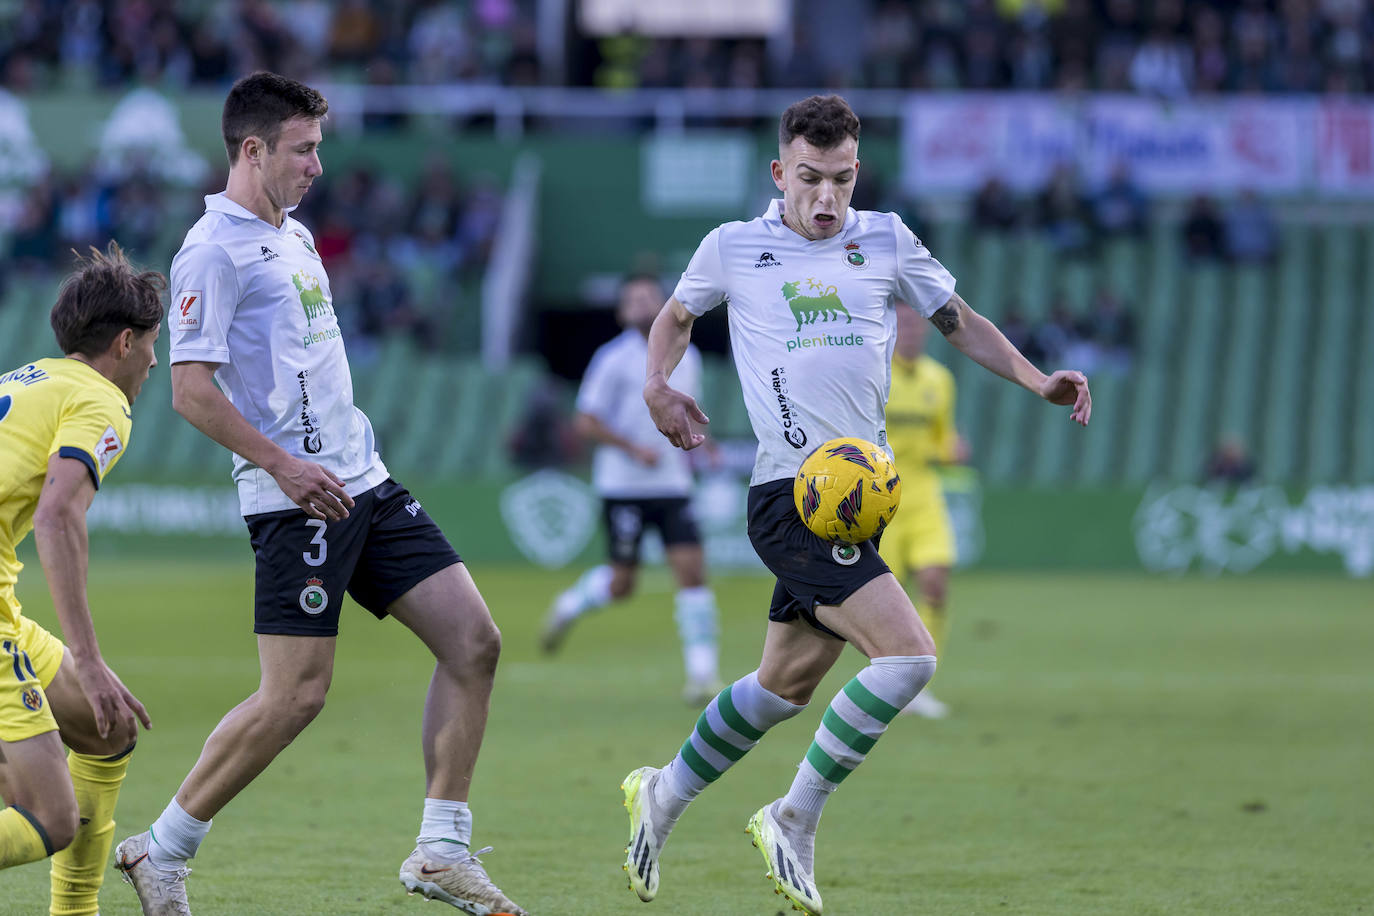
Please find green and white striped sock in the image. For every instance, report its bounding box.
[785,655,937,826]
[658,671,805,813]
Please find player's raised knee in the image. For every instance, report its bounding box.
[460,618,502,675]
[33,794,81,853]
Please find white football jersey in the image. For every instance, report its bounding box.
[169,193,388,515]
[577,329,700,498]
[673,200,956,485]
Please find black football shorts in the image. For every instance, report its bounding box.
[245,478,461,636]
[602,495,701,566]
[746,477,890,640]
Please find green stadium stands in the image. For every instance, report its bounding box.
[1,220,1367,487]
[1356,229,1374,482]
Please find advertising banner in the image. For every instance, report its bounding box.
[903,94,1368,197]
[77,480,1370,577]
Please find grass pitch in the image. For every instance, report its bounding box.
[3,558,1371,915]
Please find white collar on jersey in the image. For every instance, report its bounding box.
[203,192,300,225]
[762,199,859,240]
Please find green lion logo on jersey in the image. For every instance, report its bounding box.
[782,279,852,332]
[293,271,331,325]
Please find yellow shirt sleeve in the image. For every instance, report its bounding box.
[49,387,133,490]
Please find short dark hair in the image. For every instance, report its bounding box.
[779,95,861,150]
[222,71,329,165]
[51,243,167,357]
[620,272,663,296]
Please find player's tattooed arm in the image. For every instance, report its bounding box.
[930,297,963,336]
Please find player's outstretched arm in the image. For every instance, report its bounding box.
[644,297,710,450]
[32,455,152,738]
[574,412,660,466]
[171,361,355,520]
[932,293,1091,426]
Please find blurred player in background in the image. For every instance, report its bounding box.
[879,304,967,719]
[625,95,1091,915]
[541,273,722,705]
[113,72,526,916]
[0,243,162,916]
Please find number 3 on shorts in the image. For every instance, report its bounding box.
[303,518,328,567]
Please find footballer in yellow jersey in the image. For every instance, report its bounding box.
[879,305,965,718]
[0,243,163,916]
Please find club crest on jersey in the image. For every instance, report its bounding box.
[299,578,328,615]
[292,230,319,258]
[21,687,42,711]
[844,241,868,269]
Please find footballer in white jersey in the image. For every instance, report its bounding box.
[623,94,1091,915]
[116,71,527,916]
[542,274,721,706]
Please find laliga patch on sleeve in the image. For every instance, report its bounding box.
[95,425,123,473]
[175,290,203,330]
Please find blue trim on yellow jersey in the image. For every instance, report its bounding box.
[57,446,100,490]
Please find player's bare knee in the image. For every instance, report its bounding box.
[33,796,80,852]
[456,619,501,677]
[757,667,825,706]
[276,682,329,729]
[676,570,706,590]
[609,569,636,600]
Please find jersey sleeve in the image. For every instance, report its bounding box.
[672,227,728,317]
[575,346,617,421]
[892,215,957,318]
[50,388,133,490]
[169,241,240,365]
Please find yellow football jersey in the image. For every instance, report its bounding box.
[886,354,957,484]
[0,358,132,626]
[882,353,958,574]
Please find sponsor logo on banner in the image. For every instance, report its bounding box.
[499,470,598,567]
[175,291,202,330]
[1316,102,1374,193]
[96,426,123,473]
[1133,483,1374,576]
[902,93,1311,195]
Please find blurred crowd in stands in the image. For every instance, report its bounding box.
[967,166,1279,264]
[1,0,1370,95]
[0,153,501,353]
[0,0,1313,361]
